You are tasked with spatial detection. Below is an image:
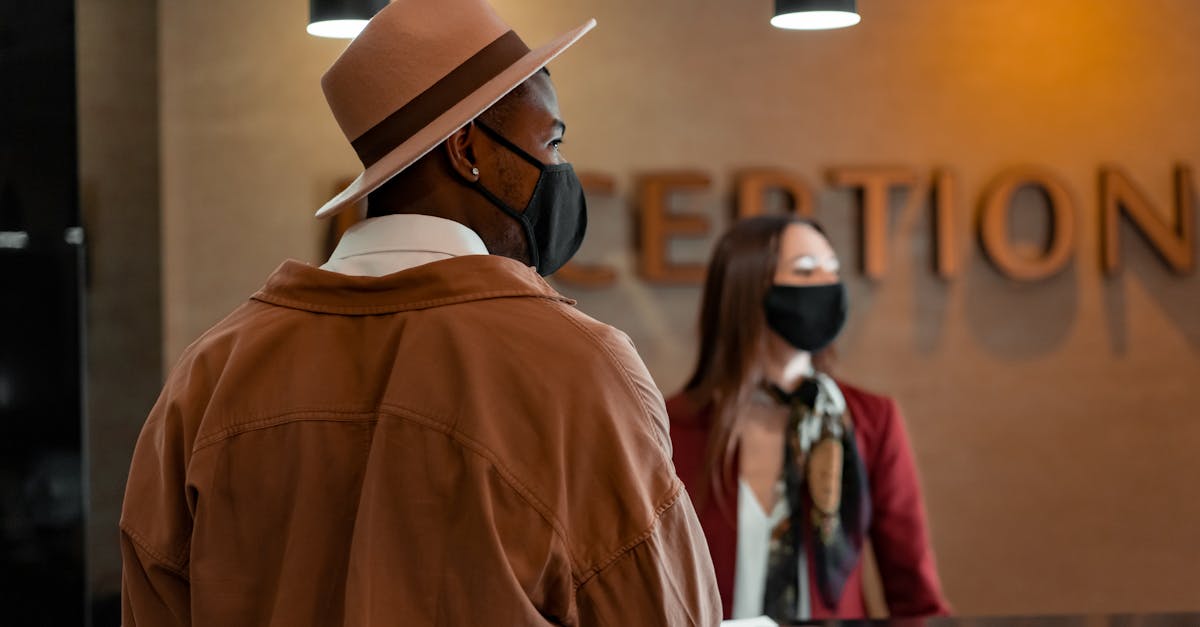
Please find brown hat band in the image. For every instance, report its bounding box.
[350,30,532,168]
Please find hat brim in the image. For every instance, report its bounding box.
[315,19,597,219]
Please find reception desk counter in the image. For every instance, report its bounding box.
[729,614,1200,627]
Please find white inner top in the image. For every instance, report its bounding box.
[732,479,810,621]
[320,213,490,276]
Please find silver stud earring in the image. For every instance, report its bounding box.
[471,167,480,178]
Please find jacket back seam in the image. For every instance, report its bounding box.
[119,524,190,578]
[185,404,589,584]
[572,480,686,591]
[251,289,571,315]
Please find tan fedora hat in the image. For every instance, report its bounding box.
[315,0,595,219]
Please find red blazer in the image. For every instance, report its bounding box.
[667,382,950,620]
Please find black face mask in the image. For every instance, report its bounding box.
[763,283,849,353]
[471,121,587,276]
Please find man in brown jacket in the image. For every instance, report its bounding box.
[120,0,721,625]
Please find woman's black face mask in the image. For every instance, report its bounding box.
[763,282,849,353]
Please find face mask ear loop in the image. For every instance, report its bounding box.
[469,168,542,272]
[473,120,548,170]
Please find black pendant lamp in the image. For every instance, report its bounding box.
[308,0,389,39]
[772,0,861,30]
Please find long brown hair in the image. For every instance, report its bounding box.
[684,215,834,512]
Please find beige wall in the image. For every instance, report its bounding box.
[161,0,1200,615]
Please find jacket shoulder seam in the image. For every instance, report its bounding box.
[544,304,671,459]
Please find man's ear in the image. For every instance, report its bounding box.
[444,122,481,184]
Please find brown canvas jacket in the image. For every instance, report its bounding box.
[120,255,720,626]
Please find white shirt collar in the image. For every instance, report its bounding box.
[320,214,490,277]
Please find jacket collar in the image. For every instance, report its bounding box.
[252,254,573,315]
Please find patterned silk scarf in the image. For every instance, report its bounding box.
[760,373,871,621]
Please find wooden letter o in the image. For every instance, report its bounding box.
[979,167,1077,281]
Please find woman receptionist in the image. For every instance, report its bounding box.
[667,216,950,622]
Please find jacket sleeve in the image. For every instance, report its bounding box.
[866,399,951,617]
[574,486,722,626]
[121,527,191,626]
[120,389,195,626]
[561,324,722,625]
